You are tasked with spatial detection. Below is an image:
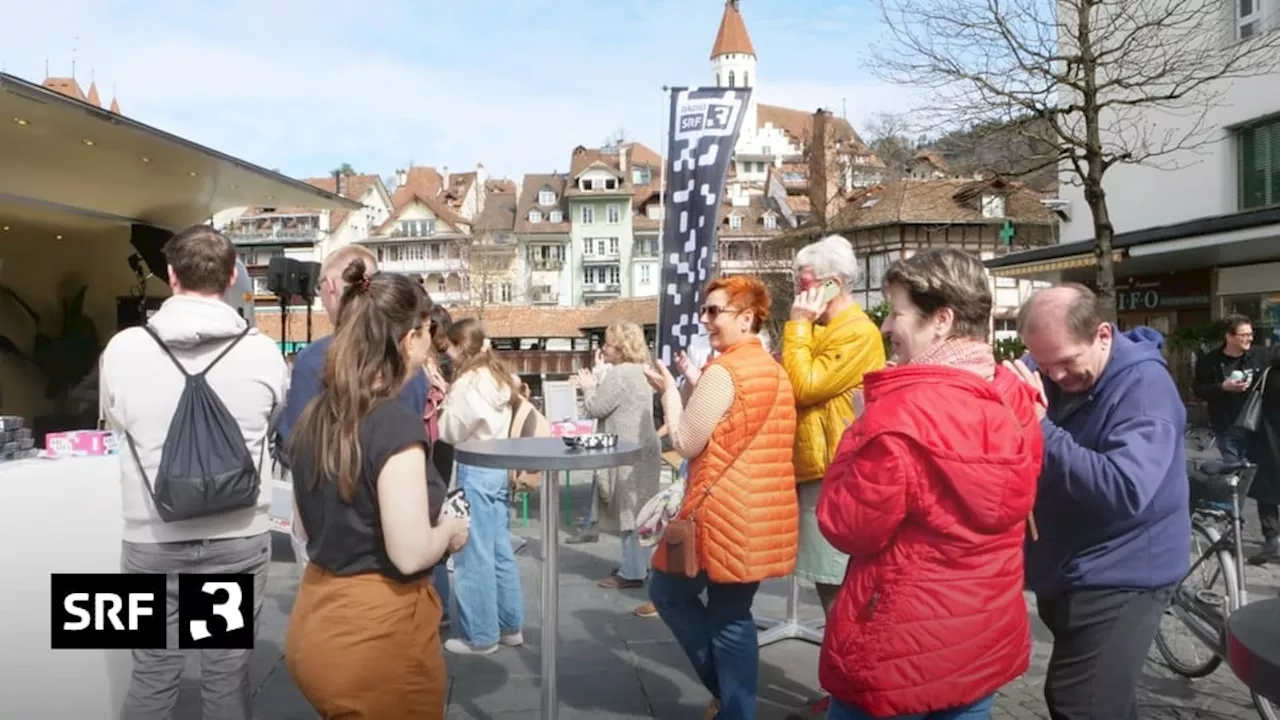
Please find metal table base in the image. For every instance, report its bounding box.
[539,470,561,716]
[455,437,642,720]
[755,574,825,647]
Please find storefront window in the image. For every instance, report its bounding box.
[1222,293,1280,346]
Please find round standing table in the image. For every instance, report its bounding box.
[1226,597,1280,705]
[454,437,643,719]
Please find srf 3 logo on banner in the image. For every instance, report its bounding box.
[51,573,254,650]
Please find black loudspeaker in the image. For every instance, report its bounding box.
[291,261,321,299]
[130,224,173,284]
[267,256,295,297]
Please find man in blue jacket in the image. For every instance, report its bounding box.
[279,244,428,440]
[1009,283,1189,720]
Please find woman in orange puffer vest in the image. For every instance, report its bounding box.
[644,275,798,720]
[818,249,1042,720]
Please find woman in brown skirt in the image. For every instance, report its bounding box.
[286,259,470,719]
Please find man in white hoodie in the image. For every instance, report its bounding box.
[100,225,288,720]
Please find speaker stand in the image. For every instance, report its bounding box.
[756,575,825,647]
[278,296,290,358]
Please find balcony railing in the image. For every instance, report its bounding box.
[426,290,470,305]
[531,258,565,271]
[582,283,621,295]
[379,258,466,274]
[718,258,792,274]
[632,246,658,259]
[532,291,560,305]
[228,228,319,244]
[582,252,620,264]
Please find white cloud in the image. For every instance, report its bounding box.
[2,0,925,181]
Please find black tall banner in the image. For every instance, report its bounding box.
[657,86,752,367]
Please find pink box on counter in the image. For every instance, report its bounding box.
[550,420,596,438]
[44,430,120,458]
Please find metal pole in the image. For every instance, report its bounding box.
[755,574,825,647]
[540,470,561,717]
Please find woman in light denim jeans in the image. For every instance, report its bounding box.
[438,319,525,655]
[572,321,663,617]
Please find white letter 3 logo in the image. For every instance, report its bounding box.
[189,582,244,641]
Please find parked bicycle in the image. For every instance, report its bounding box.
[1154,459,1277,720]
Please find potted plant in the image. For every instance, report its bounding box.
[0,283,102,440]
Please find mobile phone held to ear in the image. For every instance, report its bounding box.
[819,279,840,304]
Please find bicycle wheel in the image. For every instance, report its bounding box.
[1155,520,1237,677]
[1255,692,1279,720]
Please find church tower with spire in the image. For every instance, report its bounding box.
[710,0,758,139]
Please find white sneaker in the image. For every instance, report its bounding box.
[443,638,498,655]
[499,631,524,647]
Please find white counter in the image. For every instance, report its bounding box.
[0,456,294,719]
[0,456,130,719]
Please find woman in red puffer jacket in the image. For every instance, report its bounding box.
[817,249,1043,720]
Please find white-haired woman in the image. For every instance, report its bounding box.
[574,322,663,612]
[784,235,886,620]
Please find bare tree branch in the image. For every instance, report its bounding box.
[868,0,1280,317]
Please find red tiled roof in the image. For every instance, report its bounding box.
[447,306,594,339]
[710,0,756,58]
[515,173,571,234]
[580,297,659,330]
[302,174,384,231]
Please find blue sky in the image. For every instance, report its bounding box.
[3,0,919,183]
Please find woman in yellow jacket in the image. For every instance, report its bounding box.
[783,235,886,616]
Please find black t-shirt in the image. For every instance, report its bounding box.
[292,401,446,582]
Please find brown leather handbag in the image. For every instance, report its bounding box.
[661,516,701,579]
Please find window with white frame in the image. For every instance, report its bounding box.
[583,265,621,285]
[607,204,621,223]
[763,214,777,230]
[252,275,271,295]
[647,204,663,220]
[1239,0,1262,38]
[729,215,743,230]
[609,237,619,255]
[549,210,563,223]
[995,276,1018,288]
[639,264,652,284]
[581,205,595,224]
[981,194,1006,218]
[528,209,542,223]
[538,189,556,206]
[398,219,435,237]
[868,253,890,287]
[632,166,652,185]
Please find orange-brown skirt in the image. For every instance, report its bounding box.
[285,564,446,719]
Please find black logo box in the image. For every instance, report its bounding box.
[50,573,254,650]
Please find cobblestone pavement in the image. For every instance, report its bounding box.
[223,473,1278,719]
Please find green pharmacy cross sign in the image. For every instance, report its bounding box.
[999,220,1016,246]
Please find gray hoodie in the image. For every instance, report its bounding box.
[100,295,288,544]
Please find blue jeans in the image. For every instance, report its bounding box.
[1219,427,1252,466]
[578,472,599,529]
[452,463,524,646]
[829,695,995,720]
[619,530,650,581]
[649,570,760,719]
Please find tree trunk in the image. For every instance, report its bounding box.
[1084,179,1117,325]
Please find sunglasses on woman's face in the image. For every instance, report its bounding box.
[699,305,738,321]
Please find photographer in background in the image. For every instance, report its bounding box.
[1193,314,1268,466]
